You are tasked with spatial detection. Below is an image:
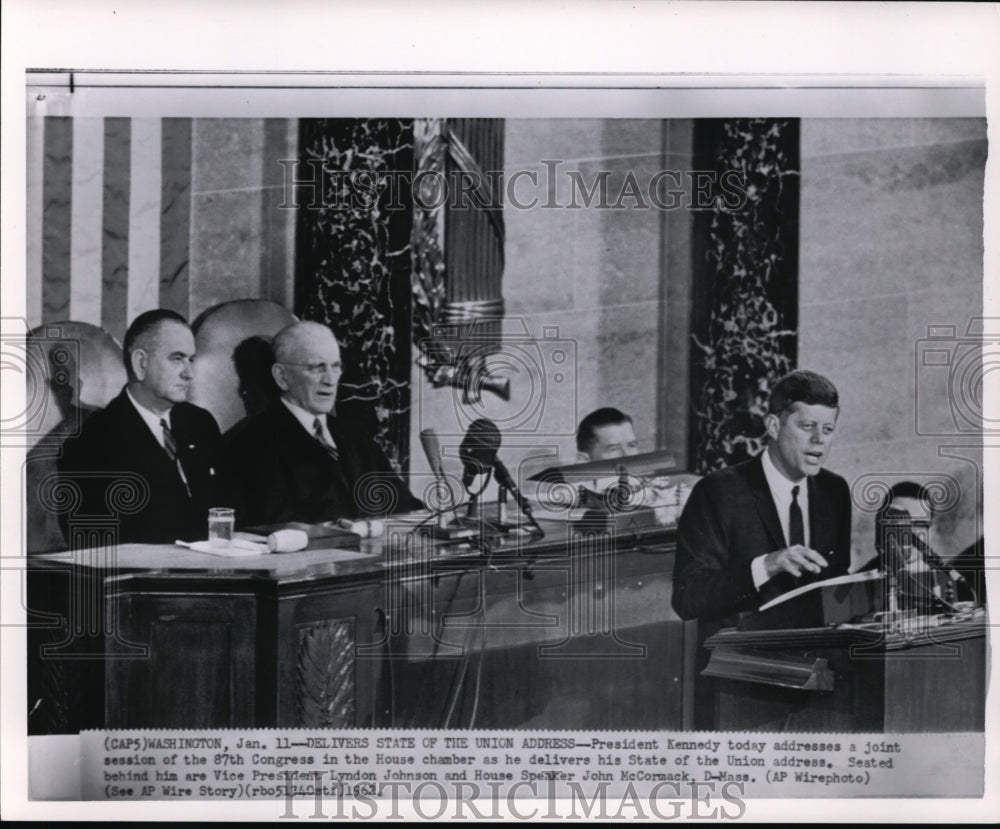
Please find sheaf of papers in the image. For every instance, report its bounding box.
[175,534,270,557]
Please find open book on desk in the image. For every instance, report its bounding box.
[738,569,885,632]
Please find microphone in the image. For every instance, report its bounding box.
[493,457,533,517]
[459,419,501,489]
[881,504,967,586]
[420,428,446,482]
[909,529,968,586]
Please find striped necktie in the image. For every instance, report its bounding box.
[313,417,339,461]
[161,417,178,462]
[161,417,192,497]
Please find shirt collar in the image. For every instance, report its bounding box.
[281,397,331,439]
[127,387,172,435]
[761,445,805,495]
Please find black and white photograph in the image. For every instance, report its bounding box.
[2,1,997,822]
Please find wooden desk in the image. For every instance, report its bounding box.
[27,516,697,733]
[703,617,988,732]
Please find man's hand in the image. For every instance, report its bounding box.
[763,545,828,579]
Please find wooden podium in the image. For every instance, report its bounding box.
[703,615,987,732]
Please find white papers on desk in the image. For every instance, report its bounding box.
[175,536,269,557]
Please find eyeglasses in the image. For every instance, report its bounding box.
[279,361,343,379]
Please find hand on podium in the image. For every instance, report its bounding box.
[764,545,829,579]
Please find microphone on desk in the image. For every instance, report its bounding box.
[459,419,501,490]
[492,455,544,536]
[908,525,969,588]
[878,504,967,586]
[420,428,446,482]
[420,427,458,522]
[458,418,544,536]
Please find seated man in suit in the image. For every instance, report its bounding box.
[222,321,420,527]
[575,407,640,461]
[876,480,985,607]
[672,369,852,623]
[59,310,223,544]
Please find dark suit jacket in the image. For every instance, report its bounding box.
[672,454,852,623]
[58,389,222,544]
[222,399,421,527]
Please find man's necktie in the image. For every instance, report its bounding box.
[789,484,805,547]
[313,417,339,461]
[161,418,192,498]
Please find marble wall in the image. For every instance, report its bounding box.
[188,118,297,318]
[798,118,987,562]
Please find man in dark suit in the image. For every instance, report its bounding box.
[59,310,222,545]
[672,370,852,623]
[222,321,420,527]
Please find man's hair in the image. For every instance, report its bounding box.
[122,309,189,379]
[767,369,839,418]
[878,480,935,519]
[272,320,337,365]
[576,407,633,454]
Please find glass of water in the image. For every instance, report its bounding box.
[208,507,235,546]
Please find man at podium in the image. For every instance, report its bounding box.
[672,370,852,624]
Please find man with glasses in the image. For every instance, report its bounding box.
[222,321,420,526]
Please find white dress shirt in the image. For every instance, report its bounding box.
[281,397,338,451]
[126,387,190,488]
[751,447,810,589]
[127,387,172,449]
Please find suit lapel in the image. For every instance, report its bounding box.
[807,474,828,553]
[746,454,786,550]
[274,401,330,460]
[324,413,355,491]
[116,392,173,471]
[117,392,194,497]
[273,402,353,502]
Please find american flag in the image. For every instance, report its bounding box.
[26,116,194,343]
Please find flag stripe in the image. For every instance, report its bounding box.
[101,118,131,340]
[160,118,193,316]
[26,117,45,328]
[42,117,73,323]
[127,119,163,324]
[70,118,105,326]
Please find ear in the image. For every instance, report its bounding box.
[130,348,147,381]
[764,412,780,441]
[271,362,289,392]
[577,451,591,463]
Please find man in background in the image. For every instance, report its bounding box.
[672,369,852,623]
[59,309,222,544]
[576,407,639,461]
[876,480,985,607]
[223,321,420,527]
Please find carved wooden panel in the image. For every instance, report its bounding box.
[296,618,356,727]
